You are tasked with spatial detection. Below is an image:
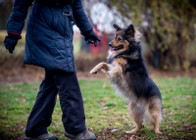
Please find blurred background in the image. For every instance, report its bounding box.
[0,0,196,84]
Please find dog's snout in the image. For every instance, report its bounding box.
[108,42,112,47]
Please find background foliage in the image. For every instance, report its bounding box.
[110,0,196,71]
[0,0,196,71]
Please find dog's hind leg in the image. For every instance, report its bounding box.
[90,62,109,74]
[148,98,162,134]
[127,102,144,134]
[151,112,162,134]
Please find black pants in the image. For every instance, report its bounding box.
[25,69,86,137]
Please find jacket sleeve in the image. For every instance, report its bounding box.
[6,0,33,35]
[72,0,93,34]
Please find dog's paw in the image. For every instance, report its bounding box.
[155,130,162,134]
[125,131,133,134]
[90,69,98,74]
[126,128,138,134]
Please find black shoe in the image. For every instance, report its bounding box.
[24,133,58,140]
[65,130,96,140]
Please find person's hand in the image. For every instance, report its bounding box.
[83,30,100,47]
[4,32,21,53]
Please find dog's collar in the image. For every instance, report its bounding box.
[107,43,140,64]
[107,51,132,64]
[107,55,131,64]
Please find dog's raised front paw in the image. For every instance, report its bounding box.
[90,69,98,74]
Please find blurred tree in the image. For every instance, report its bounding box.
[1,0,195,71]
[111,0,196,71]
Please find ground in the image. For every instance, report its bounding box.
[0,65,196,140]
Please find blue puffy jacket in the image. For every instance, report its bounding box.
[6,0,93,72]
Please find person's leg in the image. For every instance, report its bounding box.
[25,70,58,137]
[54,71,86,135]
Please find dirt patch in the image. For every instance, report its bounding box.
[0,55,43,85]
[148,66,196,78]
[1,64,196,85]
[0,55,196,85]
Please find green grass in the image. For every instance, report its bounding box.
[0,78,195,140]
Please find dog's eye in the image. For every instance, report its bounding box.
[117,37,123,42]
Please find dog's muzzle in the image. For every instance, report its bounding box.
[109,44,124,51]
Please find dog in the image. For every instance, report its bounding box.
[90,24,162,134]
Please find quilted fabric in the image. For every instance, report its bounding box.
[6,0,93,71]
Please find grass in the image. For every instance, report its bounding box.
[0,78,195,140]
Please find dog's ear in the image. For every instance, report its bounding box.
[113,24,121,31]
[125,24,135,37]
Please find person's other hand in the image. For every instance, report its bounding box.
[4,32,21,53]
[83,30,100,47]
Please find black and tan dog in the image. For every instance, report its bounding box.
[90,24,162,134]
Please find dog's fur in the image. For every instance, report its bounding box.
[90,24,163,134]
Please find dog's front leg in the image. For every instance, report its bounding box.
[90,62,109,74]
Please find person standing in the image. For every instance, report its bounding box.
[4,0,100,140]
